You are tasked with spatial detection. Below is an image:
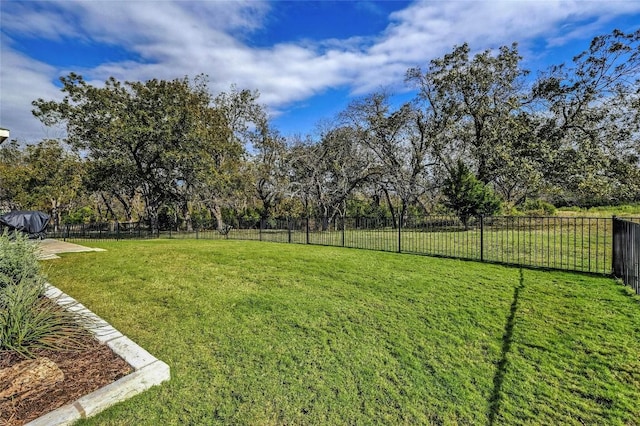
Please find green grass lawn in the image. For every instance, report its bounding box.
[44,240,640,425]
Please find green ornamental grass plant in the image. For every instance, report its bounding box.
[0,232,91,358]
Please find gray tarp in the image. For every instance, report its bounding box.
[0,210,50,239]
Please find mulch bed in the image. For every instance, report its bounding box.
[0,334,132,426]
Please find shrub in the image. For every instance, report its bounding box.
[443,160,502,227]
[0,231,44,290]
[522,199,557,216]
[0,232,92,358]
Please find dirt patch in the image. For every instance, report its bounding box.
[0,334,132,426]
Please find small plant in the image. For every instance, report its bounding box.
[0,279,92,358]
[0,231,44,289]
[0,232,92,358]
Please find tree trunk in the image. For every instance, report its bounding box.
[100,193,119,221]
[382,187,397,229]
[209,203,225,231]
[183,204,193,232]
[50,198,60,233]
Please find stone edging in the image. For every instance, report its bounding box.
[25,284,171,426]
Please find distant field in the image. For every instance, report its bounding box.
[45,240,640,425]
[558,203,640,217]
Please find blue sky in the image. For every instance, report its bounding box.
[1,0,640,143]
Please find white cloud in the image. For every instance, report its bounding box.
[0,41,66,142]
[1,0,640,141]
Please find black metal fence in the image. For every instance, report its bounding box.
[47,215,638,278]
[612,217,640,294]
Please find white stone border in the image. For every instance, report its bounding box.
[25,284,170,426]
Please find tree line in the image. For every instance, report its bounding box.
[1,29,639,231]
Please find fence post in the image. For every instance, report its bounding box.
[612,215,618,276]
[397,212,402,253]
[480,215,484,262]
[287,217,292,244]
[306,216,310,245]
[342,216,346,247]
[116,222,120,241]
[259,218,263,241]
[64,224,69,242]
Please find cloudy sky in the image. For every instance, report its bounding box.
[1,0,639,142]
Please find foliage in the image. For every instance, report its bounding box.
[0,139,85,223]
[0,29,634,228]
[32,74,239,232]
[0,279,91,358]
[63,206,97,225]
[521,199,557,216]
[0,231,44,290]
[443,159,501,225]
[25,139,85,230]
[0,232,91,358]
[557,203,640,218]
[46,240,640,425]
[533,29,640,205]
[0,140,30,212]
[406,42,539,198]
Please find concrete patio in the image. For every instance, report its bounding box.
[36,239,106,260]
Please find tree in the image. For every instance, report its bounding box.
[341,92,434,226]
[212,86,288,221]
[23,140,84,231]
[32,74,235,232]
[406,43,529,185]
[0,140,84,229]
[443,159,501,227]
[533,29,640,204]
[184,86,273,229]
[0,140,29,212]
[252,127,288,219]
[287,125,376,229]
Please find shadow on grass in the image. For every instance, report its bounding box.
[488,268,524,425]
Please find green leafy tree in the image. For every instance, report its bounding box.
[23,139,84,231]
[252,126,288,220]
[533,29,640,204]
[0,139,84,228]
[0,140,29,212]
[406,43,529,185]
[32,74,236,232]
[443,159,501,227]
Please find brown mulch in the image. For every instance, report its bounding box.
[0,334,133,426]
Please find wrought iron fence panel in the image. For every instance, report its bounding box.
[40,215,640,283]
